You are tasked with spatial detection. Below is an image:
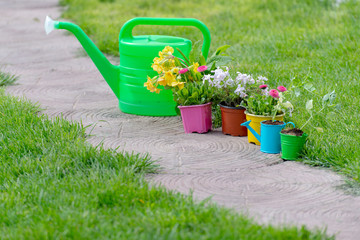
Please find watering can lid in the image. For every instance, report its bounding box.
[120,35,190,45]
[120,35,191,57]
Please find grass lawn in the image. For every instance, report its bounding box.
[0,77,330,238]
[59,0,360,185]
[0,70,18,87]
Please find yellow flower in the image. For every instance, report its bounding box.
[164,71,176,86]
[158,77,167,86]
[144,77,154,90]
[144,77,160,93]
[177,82,185,90]
[162,46,174,54]
[161,59,176,72]
[192,62,199,73]
[172,67,179,74]
[171,80,180,88]
[149,85,160,93]
[153,57,161,63]
[169,59,175,66]
[158,51,164,58]
[151,62,162,73]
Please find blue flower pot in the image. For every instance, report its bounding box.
[259,121,286,153]
[241,120,295,154]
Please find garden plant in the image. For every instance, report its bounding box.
[280,82,338,160]
[145,44,231,133]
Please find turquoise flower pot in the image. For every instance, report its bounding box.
[241,120,295,154]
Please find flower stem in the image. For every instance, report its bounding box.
[176,57,189,67]
[300,114,313,130]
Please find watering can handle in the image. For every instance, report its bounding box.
[119,17,211,59]
[285,122,296,128]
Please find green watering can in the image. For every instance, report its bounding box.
[45,16,211,116]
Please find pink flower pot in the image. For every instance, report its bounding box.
[178,102,212,133]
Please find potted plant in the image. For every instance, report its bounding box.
[144,44,231,133]
[241,81,293,145]
[202,67,257,136]
[281,84,338,160]
[174,81,214,133]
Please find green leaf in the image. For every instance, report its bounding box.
[306,99,313,111]
[176,48,190,65]
[199,55,206,66]
[191,91,199,99]
[304,83,315,92]
[315,127,324,133]
[328,90,336,104]
[335,103,341,110]
[282,101,293,109]
[189,40,203,63]
[326,111,337,119]
[207,62,216,71]
[206,55,232,67]
[182,88,189,98]
[322,93,330,103]
[322,90,336,106]
[211,45,230,58]
[215,56,233,67]
[290,77,303,88]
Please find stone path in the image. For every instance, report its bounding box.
[1,1,360,239]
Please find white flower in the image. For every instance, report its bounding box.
[213,80,222,88]
[235,72,245,84]
[236,72,254,85]
[258,76,268,82]
[234,84,246,98]
[225,78,234,87]
[202,74,211,84]
[262,89,269,96]
[212,67,227,82]
[249,78,255,85]
[256,76,268,85]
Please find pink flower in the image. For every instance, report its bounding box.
[197,65,208,72]
[179,68,189,74]
[259,84,268,89]
[277,86,287,92]
[269,89,280,98]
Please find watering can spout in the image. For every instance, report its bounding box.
[45,16,57,35]
[44,16,120,99]
[241,120,261,143]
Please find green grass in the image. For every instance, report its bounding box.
[0,69,18,86]
[0,88,330,239]
[59,0,360,185]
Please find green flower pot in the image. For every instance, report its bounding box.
[280,133,308,160]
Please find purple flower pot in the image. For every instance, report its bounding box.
[178,102,212,133]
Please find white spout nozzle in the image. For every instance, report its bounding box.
[45,16,55,35]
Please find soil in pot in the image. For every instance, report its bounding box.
[281,128,304,136]
[262,120,284,125]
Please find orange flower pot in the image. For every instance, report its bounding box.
[219,103,247,137]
